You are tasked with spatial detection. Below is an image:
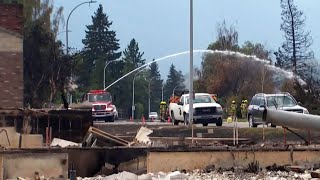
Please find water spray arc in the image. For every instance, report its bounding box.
[104,49,305,90]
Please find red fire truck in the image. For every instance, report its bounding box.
[82,90,118,122]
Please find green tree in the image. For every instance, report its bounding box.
[118,39,147,118]
[275,0,314,77]
[149,60,163,113]
[80,4,121,91]
[122,39,145,71]
[164,64,185,101]
[240,41,271,60]
[23,0,68,108]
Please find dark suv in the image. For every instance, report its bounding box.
[247,92,309,127]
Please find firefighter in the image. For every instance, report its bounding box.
[229,100,237,118]
[159,101,167,121]
[240,99,248,119]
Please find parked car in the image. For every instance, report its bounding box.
[247,92,309,127]
[149,112,158,120]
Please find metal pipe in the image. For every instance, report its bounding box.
[265,108,320,131]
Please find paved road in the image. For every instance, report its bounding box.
[93,119,277,129]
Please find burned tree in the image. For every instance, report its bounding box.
[275,0,314,77]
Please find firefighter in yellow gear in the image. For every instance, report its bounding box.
[240,99,248,119]
[159,101,167,121]
[229,100,237,118]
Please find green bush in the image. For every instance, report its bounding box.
[135,103,144,119]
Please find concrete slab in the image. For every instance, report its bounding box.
[0,127,43,148]
[51,138,79,148]
[2,153,68,179]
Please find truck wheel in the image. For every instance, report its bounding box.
[184,114,189,125]
[171,112,179,125]
[110,116,114,122]
[202,123,208,126]
[105,116,114,122]
[248,115,257,128]
[216,118,222,126]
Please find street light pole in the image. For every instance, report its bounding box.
[189,0,194,144]
[66,0,96,105]
[132,68,145,120]
[104,59,120,89]
[161,83,165,102]
[148,76,156,116]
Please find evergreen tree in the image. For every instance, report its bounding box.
[275,0,314,77]
[149,60,163,113]
[80,4,121,91]
[118,39,146,118]
[122,39,145,72]
[164,64,185,101]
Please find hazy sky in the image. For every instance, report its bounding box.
[55,0,320,79]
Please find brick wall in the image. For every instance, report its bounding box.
[0,3,23,109]
[0,3,23,34]
[0,52,23,109]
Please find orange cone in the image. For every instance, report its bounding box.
[130,116,133,122]
[168,116,171,123]
[142,116,145,125]
[152,117,154,122]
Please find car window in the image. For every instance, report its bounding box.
[185,95,215,104]
[259,96,266,106]
[88,93,112,102]
[251,96,262,106]
[150,112,157,115]
[250,97,256,105]
[252,96,258,106]
[266,95,297,108]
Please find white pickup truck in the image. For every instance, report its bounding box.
[169,93,223,126]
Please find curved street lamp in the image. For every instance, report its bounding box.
[172,84,184,97]
[132,68,146,119]
[65,0,96,105]
[66,0,96,55]
[104,59,121,89]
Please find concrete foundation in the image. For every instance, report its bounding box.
[0,152,68,179]
[147,148,320,173]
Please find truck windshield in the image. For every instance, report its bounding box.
[88,93,112,102]
[185,95,215,104]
